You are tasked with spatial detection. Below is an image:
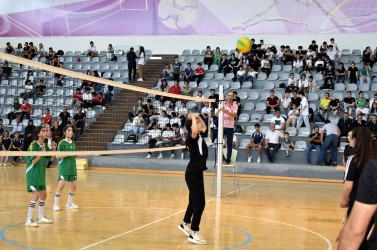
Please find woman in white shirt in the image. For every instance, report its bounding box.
[280,91,291,116]
[235,49,243,59]
[260,55,271,76]
[137,46,145,81]
[308,75,319,93]
[298,74,309,93]
[305,55,314,72]
[107,44,114,61]
[37,43,46,57]
[82,87,93,111]
[287,73,297,92]
[24,70,35,85]
[87,41,97,58]
[286,103,300,127]
[292,54,304,74]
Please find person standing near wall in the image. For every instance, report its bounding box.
[137,46,145,81]
[127,47,137,82]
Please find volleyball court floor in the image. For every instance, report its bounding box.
[0,166,343,249]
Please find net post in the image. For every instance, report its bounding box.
[216,85,224,198]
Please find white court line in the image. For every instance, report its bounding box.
[79,183,255,250]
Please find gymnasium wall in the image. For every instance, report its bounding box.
[1,0,377,53]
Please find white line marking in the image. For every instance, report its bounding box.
[79,183,255,249]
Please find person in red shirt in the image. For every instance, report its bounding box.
[43,108,52,125]
[20,98,32,122]
[71,88,83,108]
[266,90,280,114]
[170,81,181,95]
[92,92,106,110]
[191,63,205,84]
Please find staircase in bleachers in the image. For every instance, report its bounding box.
[76,54,177,151]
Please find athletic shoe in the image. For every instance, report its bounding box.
[286,154,290,160]
[171,154,175,159]
[146,154,151,159]
[178,224,191,236]
[53,204,60,211]
[102,106,106,110]
[139,78,144,81]
[181,153,184,160]
[247,156,252,163]
[257,157,261,163]
[37,217,53,224]
[12,162,15,167]
[19,157,24,162]
[188,231,207,245]
[4,163,7,167]
[25,219,38,227]
[0,163,2,166]
[66,203,79,209]
[157,154,163,159]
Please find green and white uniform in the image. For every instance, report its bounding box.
[26,141,51,192]
[57,139,77,182]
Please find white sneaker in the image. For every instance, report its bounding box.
[53,204,60,211]
[4,163,7,167]
[178,224,191,236]
[157,154,163,159]
[146,154,151,159]
[139,78,144,81]
[171,154,175,159]
[248,156,252,163]
[25,219,38,227]
[37,217,53,224]
[66,203,79,209]
[181,153,184,160]
[102,106,106,110]
[188,231,207,245]
[0,163,3,166]
[257,156,261,163]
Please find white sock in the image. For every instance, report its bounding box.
[184,222,190,226]
[38,200,45,219]
[68,192,74,204]
[27,201,36,221]
[54,193,61,205]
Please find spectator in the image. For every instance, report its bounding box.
[296,91,310,130]
[209,110,219,143]
[142,99,154,124]
[260,55,271,76]
[87,41,97,58]
[348,62,359,84]
[44,129,57,168]
[22,42,30,59]
[139,123,161,159]
[128,98,143,122]
[158,111,170,130]
[304,55,314,72]
[255,45,264,61]
[244,67,257,83]
[127,47,137,81]
[167,101,176,117]
[336,62,346,83]
[157,123,174,159]
[319,92,331,120]
[82,87,93,111]
[191,63,205,84]
[369,93,377,109]
[369,115,377,139]
[326,45,338,69]
[57,107,71,130]
[264,123,284,163]
[33,79,52,102]
[281,132,296,160]
[292,54,304,74]
[232,65,246,84]
[353,114,367,128]
[196,91,205,111]
[169,112,181,127]
[171,56,183,82]
[307,44,317,59]
[298,74,309,94]
[218,54,229,78]
[224,133,238,149]
[14,43,23,57]
[246,123,263,163]
[266,90,280,114]
[0,62,17,82]
[321,64,335,90]
[70,88,83,108]
[23,120,35,150]
[37,43,45,57]
[132,111,145,138]
[228,53,240,76]
[181,81,192,97]
[271,110,285,135]
[356,91,370,121]
[170,123,185,159]
[43,108,52,126]
[280,91,291,116]
[343,91,356,116]
[20,98,32,122]
[286,103,299,127]
[306,126,321,164]
[103,80,114,106]
[274,45,284,65]
[208,89,219,109]
[51,121,62,143]
[371,102,377,117]
[215,91,238,164]
[7,98,21,125]
[283,46,293,65]
[314,56,325,73]
[201,102,211,130]
[160,63,173,80]
[236,48,243,59]
[249,54,260,72]
[362,46,374,68]
[329,96,340,117]
[81,70,92,89]
[337,112,353,140]
[214,47,222,66]
[359,63,371,86]
[265,47,274,66]
[233,91,242,120]
[286,73,297,93]
[182,63,194,82]
[203,46,214,69]
[342,130,355,166]
[4,42,15,54]
[317,120,341,166]
[295,45,306,57]
[92,92,106,110]
[157,79,170,102]
[20,80,34,99]
[106,44,115,61]
[10,132,23,166]
[150,100,166,124]
[0,119,4,136]
[291,90,301,108]
[308,75,319,93]
[12,118,23,138]
[1,131,11,166]
[47,47,55,60]
[170,80,181,95]
[176,102,188,126]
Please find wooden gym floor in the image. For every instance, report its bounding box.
[0,166,344,249]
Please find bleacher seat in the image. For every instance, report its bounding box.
[352,49,361,55]
[258,74,267,80]
[341,49,351,56]
[230,82,241,89]
[329,116,339,124]
[263,82,274,90]
[285,127,297,136]
[339,56,350,64]
[359,84,370,91]
[272,65,282,72]
[112,135,124,144]
[238,92,248,100]
[248,92,259,101]
[347,84,357,91]
[244,103,255,111]
[225,74,234,80]
[204,73,214,80]
[241,82,252,89]
[209,82,219,89]
[222,81,230,89]
[263,114,274,123]
[313,73,323,81]
[351,56,361,63]
[371,84,377,91]
[255,103,266,111]
[239,139,250,149]
[334,83,345,91]
[295,141,307,151]
[260,92,270,100]
[310,103,317,111]
[245,126,255,135]
[333,93,343,100]
[192,49,200,55]
[278,72,289,80]
[198,82,208,89]
[260,126,269,135]
[268,73,278,81]
[298,127,310,137]
[308,93,319,101]
[214,73,224,80]
[208,65,219,72]
[238,113,250,123]
[282,65,292,72]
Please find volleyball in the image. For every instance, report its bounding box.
[236,37,251,53]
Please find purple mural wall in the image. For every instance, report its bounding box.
[1,0,377,37]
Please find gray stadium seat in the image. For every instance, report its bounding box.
[263,82,274,90]
[189,82,197,88]
[272,65,282,72]
[241,82,252,89]
[313,73,323,81]
[198,82,208,89]
[225,74,234,80]
[347,84,357,91]
[282,65,292,72]
[308,93,319,101]
[263,114,274,123]
[339,56,350,64]
[248,92,260,101]
[359,84,370,91]
[192,49,200,55]
[239,139,250,149]
[310,103,317,111]
[334,83,345,91]
[222,81,230,89]
[285,127,297,136]
[295,141,307,151]
[352,49,361,55]
[182,50,190,55]
[238,92,248,100]
[230,82,241,89]
[298,128,310,137]
[260,126,269,135]
[258,73,267,80]
[245,126,256,135]
[333,93,343,100]
[279,73,289,80]
[255,103,266,111]
[204,73,214,80]
[341,49,351,56]
[209,82,219,89]
[260,92,270,100]
[215,73,224,80]
[329,116,339,124]
[238,113,250,123]
[371,84,377,91]
[267,73,278,80]
[244,102,255,111]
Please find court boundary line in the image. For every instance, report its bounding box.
[78,183,255,249]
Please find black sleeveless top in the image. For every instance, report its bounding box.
[186,132,208,172]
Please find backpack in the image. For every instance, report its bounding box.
[57,50,64,56]
[234,124,243,133]
[127,134,137,142]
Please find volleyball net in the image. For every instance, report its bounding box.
[0,52,217,157]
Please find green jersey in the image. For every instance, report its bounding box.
[181,86,192,96]
[57,139,77,176]
[357,98,368,108]
[26,141,51,192]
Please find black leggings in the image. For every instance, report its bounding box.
[183,170,205,232]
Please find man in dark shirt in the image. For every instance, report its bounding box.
[73,107,87,135]
[228,53,240,76]
[353,114,367,128]
[316,48,327,61]
[0,62,17,81]
[291,90,301,108]
[218,54,229,77]
[306,126,321,164]
[343,91,356,116]
[127,47,137,81]
[208,89,219,109]
[266,90,280,114]
[321,64,335,89]
[142,99,154,124]
[58,107,71,129]
[255,45,264,61]
[338,112,353,138]
[171,56,183,82]
[348,63,359,84]
[369,115,377,139]
[308,40,318,53]
[33,79,52,102]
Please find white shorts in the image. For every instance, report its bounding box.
[356,107,370,115]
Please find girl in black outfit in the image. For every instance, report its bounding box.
[178,113,208,245]
[338,127,374,249]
